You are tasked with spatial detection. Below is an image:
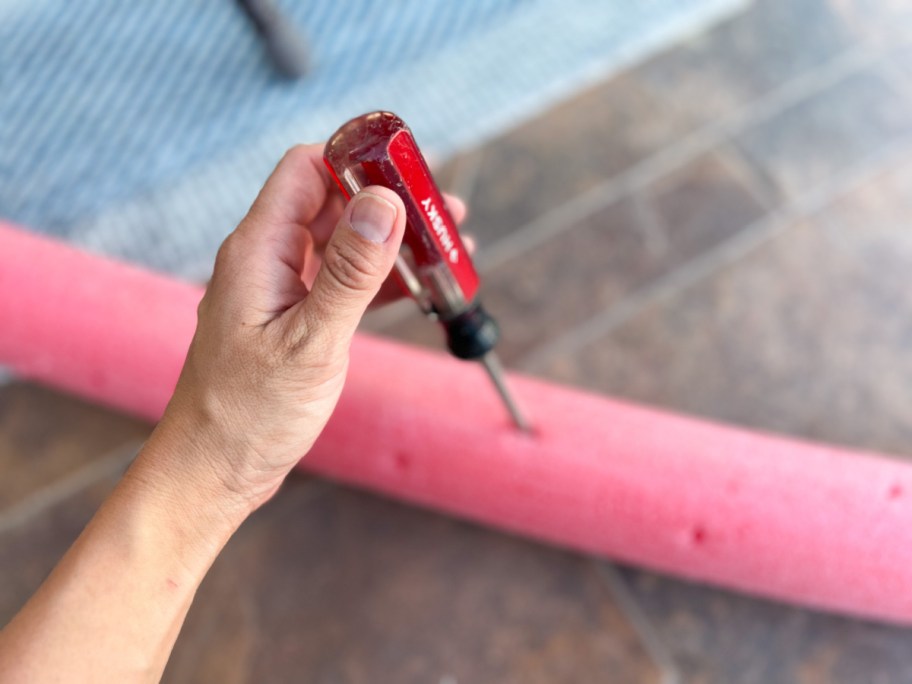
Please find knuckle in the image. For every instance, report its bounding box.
[274,315,312,359]
[279,144,319,175]
[214,233,244,270]
[196,293,210,320]
[283,143,311,162]
[276,317,347,375]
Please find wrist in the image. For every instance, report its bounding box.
[118,420,254,577]
[157,384,296,512]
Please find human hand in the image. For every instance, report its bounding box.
[0,144,479,683]
[150,144,466,517]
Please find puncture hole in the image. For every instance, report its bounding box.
[517,425,543,441]
[394,452,411,472]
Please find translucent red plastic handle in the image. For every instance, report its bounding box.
[324,111,480,318]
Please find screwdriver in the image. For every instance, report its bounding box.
[324,111,530,432]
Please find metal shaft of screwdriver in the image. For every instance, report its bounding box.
[479,352,531,432]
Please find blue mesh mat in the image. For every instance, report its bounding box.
[0,0,746,277]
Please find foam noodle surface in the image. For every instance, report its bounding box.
[2,221,912,623]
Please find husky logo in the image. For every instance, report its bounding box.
[420,197,459,264]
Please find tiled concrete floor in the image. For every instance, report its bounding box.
[2,0,912,681]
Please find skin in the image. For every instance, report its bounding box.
[0,144,468,682]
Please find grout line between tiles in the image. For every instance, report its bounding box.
[475,45,878,275]
[518,212,788,371]
[0,440,143,536]
[713,148,781,213]
[632,191,672,260]
[597,563,681,684]
[519,132,912,373]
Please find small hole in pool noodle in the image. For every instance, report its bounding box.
[888,483,903,500]
[394,452,411,472]
[495,424,544,444]
[88,368,106,391]
[691,526,707,546]
[520,425,543,441]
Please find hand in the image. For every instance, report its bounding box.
[1,144,480,683]
[151,144,466,517]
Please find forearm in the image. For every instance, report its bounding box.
[0,424,249,682]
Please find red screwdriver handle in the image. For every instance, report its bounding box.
[324,111,480,318]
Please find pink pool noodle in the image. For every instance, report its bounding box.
[2,221,912,624]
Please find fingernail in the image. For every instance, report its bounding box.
[349,193,396,243]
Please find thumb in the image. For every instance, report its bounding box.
[296,186,406,347]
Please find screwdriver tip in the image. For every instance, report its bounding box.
[479,353,532,433]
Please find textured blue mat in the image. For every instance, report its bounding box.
[0,0,745,277]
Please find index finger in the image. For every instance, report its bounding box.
[240,144,332,234]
